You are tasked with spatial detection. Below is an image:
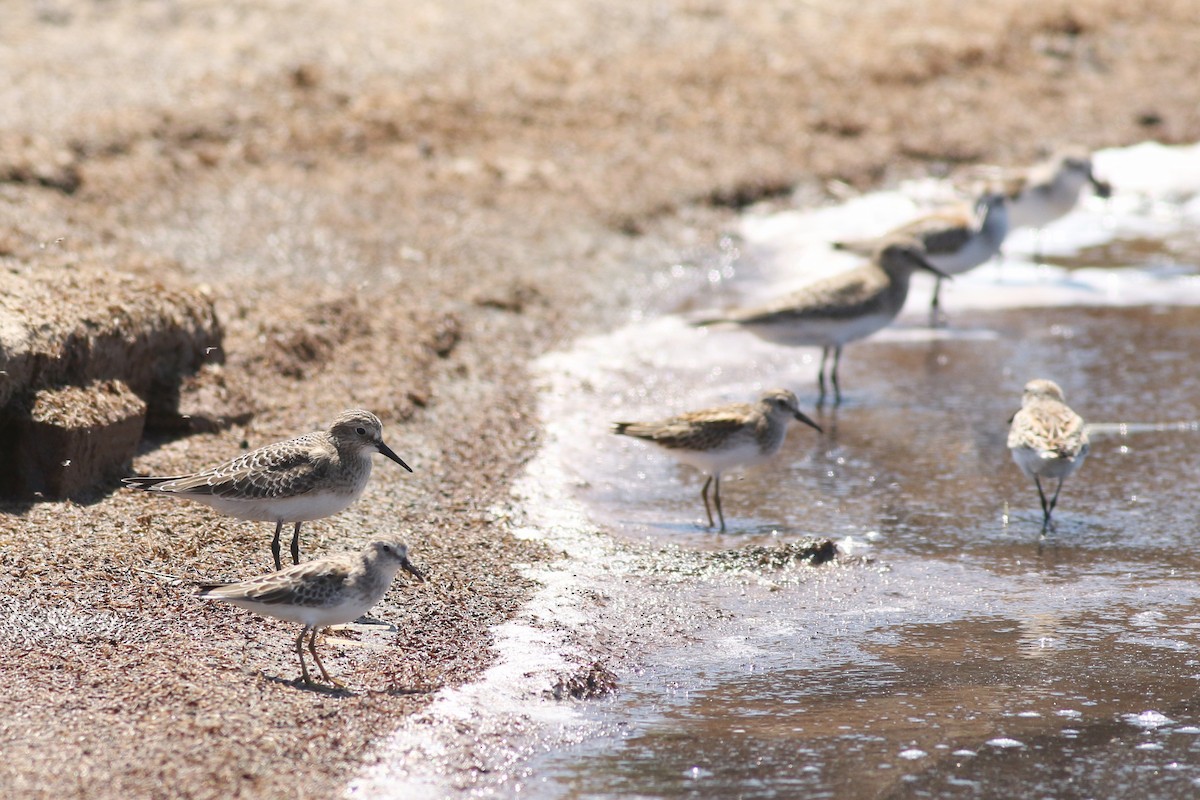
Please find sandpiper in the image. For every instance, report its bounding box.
[834,192,1008,319]
[694,238,948,404]
[995,148,1112,232]
[197,538,426,687]
[1007,379,1090,530]
[124,409,412,570]
[611,388,822,532]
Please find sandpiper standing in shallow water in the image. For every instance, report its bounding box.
[987,148,1112,260]
[999,148,1112,231]
[834,192,1008,321]
[611,388,822,532]
[124,409,413,570]
[694,238,948,404]
[197,537,426,687]
[1007,379,1090,531]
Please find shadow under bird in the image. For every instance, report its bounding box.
[197,538,426,688]
[833,192,1008,320]
[611,388,822,532]
[1007,379,1090,531]
[124,409,412,570]
[694,238,948,405]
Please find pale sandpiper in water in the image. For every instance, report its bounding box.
[612,388,822,532]
[986,148,1112,255]
[834,192,1008,320]
[124,409,412,570]
[197,537,426,687]
[1007,378,1090,531]
[694,238,948,404]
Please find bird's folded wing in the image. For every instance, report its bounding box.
[206,561,347,605]
[637,409,753,450]
[729,270,883,323]
[161,441,332,498]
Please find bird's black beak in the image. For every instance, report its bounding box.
[794,409,823,434]
[378,441,413,472]
[401,557,427,582]
[1091,174,1113,198]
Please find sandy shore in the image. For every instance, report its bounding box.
[2,1,1200,796]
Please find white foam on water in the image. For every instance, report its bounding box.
[985,738,1025,749]
[1124,710,1175,730]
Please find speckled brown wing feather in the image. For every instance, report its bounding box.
[199,556,352,607]
[135,433,336,499]
[615,403,756,451]
[1007,402,1088,457]
[723,265,889,323]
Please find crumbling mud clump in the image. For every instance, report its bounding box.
[0,266,227,499]
[549,661,619,701]
[3,380,146,498]
[712,538,840,570]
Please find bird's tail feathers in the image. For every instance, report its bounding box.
[122,475,178,491]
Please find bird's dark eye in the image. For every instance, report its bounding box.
[381,544,393,554]
[356,426,367,435]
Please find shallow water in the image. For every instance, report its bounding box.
[517,304,1200,799]
[351,142,1200,799]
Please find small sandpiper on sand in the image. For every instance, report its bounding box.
[612,388,822,532]
[834,192,1008,320]
[124,409,412,570]
[197,537,426,687]
[1007,379,1090,531]
[694,238,948,404]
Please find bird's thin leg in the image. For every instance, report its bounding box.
[272,520,284,571]
[831,346,844,405]
[290,521,303,566]
[930,276,943,326]
[1034,477,1051,525]
[714,473,725,532]
[309,627,345,688]
[817,347,829,406]
[295,626,314,685]
[1048,478,1065,515]
[700,475,715,528]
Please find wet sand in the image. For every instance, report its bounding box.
[3,1,1200,796]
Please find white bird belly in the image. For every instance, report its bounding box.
[200,490,363,523]
[670,440,768,475]
[215,595,375,627]
[742,312,894,348]
[1008,191,1080,230]
[1011,446,1088,480]
[930,236,1000,276]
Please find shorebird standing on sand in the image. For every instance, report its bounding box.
[833,192,1008,321]
[694,238,948,405]
[124,409,413,570]
[1007,379,1090,531]
[612,388,822,532]
[197,537,426,687]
